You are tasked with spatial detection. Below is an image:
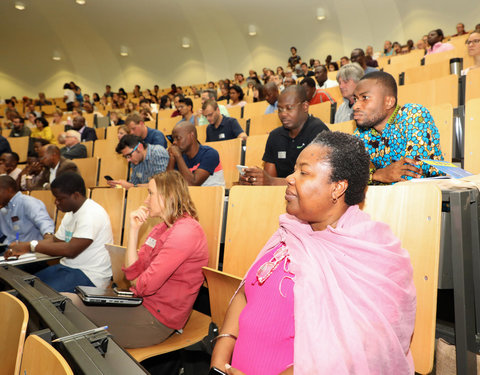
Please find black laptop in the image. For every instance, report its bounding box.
[75,285,143,306]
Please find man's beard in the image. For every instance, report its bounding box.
[355,111,388,130]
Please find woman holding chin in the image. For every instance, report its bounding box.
[71,170,208,348]
[210,132,416,375]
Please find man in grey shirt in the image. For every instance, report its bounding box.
[334,63,365,123]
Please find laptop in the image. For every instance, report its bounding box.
[75,285,143,306]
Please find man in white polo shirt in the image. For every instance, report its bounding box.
[8,172,113,292]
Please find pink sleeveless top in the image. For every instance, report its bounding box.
[231,243,295,375]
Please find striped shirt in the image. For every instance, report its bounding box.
[130,144,169,185]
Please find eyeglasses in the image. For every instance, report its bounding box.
[124,143,139,159]
[256,242,289,284]
[466,39,480,46]
[277,103,302,113]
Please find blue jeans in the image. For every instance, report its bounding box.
[35,264,95,292]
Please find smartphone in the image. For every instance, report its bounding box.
[104,175,114,181]
[208,367,227,375]
[113,287,134,296]
[166,135,173,143]
[236,165,248,176]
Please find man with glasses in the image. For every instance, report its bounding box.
[239,85,329,186]
[125,113,167,148]
[204,100,246,142]
[10,116,31,137]
[196,89,230,126]
[110,135,169,189]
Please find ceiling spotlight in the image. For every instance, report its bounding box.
[248,25,257,37]
[182,37,191,49]
[75,0,86,4]
[52,51,61,61]
[316,8,326,21]
[120,46,129,57]
[15,1,26,10]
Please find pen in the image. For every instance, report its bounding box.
[52,325,109,343]
[15,232,19,244]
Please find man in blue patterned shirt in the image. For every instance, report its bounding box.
[109,135,169,189]
[352,71,443,184]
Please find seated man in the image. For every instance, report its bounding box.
[125,112,167,148]
[8,172,113,293]
[353,71,443,184]
[241,85,329,185]
[110,134,169,189]
[334,63,365,123]
[300,77,335,105]
[350,48,378,74]
[60,130,87,160]
[197,89,230,125]
[65,115,97,142]
[264,82,279,114]
[314,65,338,89]
[0,152,22,180]
[0,176,54,244]
[31,145,79,190]
[167,121,225,186]
[176,98,197,125]
[204,100,246,142]
[10,116,31,137]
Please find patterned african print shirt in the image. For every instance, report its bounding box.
[354,103,443,182]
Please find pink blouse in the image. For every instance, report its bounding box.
[123,216,208,330]
[231,244,295,375]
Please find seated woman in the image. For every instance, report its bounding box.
[69,170,209,348]
[462,31,480,75]
[211,131,416,375]
[31,117,57,144]
[227,85,247,108]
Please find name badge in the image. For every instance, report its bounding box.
[219,133,225,139]
[65,230,73,243]
[278,151,287,159]
[136,172,143,178]
[146,237,157,248]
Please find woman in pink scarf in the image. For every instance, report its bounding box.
[210,131,416,375]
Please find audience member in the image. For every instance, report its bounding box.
[301,77,335,105]
[416,39,427,51]
[283,77,296,88]
[125,113,167,148]
[353,71,443,184]
[0,175,54,244]
[35,92,52,106]
[117,125,129,141]
[159,95,171,110]
[111,135,169,189]
[328,62,339,71]
[203,100,246,142]
[392,41,402,55]
[334,63,364,123]
[314,65,338,89]
[167,122,225,187]
[65,116,97,142]
[171,94,184,117]
[18,153,43,191]
[453,22,467,37]
[60,130,87,160]
[365,45,379,67]
[264,82,279,114]
[68,170,208,348]
[427,29,454,55]
[383,40,394,56]
[211,131,415,375]
[240,85,329,185]
[0,153,22,180]
[463,31,480,75]
[288,46,301,68]
[8,172,113,293]
[340,56,350,66]
[177,97,197,125]
[31,117,57,144]
[10,116,31,137]
[227,85,247,108]
[110,110,125,126]
[197,89,230,126]
[350,48,378,74]
[299,62,314,78]
[63,83,75,111]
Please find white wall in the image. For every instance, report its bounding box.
[0,0,478,99]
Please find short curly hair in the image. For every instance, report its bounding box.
[311,131,369,205]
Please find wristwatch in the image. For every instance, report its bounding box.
[30,240,38,253]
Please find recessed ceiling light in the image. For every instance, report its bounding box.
[316,8,326,21]
[52,51,61,61]
[248,25,257,37]
[120,46,128,57]
[75,0,86,4]
[182,37,191,48]
[15,1,26,10]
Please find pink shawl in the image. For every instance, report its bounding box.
[244,205,416,374]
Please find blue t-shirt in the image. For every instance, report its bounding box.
[144,127,167,148]
[180,145,225,186]
[206,116,244,142]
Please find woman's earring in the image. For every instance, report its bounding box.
[332,196,338,204]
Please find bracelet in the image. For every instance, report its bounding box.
[210,333,237,343]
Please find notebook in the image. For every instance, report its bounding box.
[75,285,143,306]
